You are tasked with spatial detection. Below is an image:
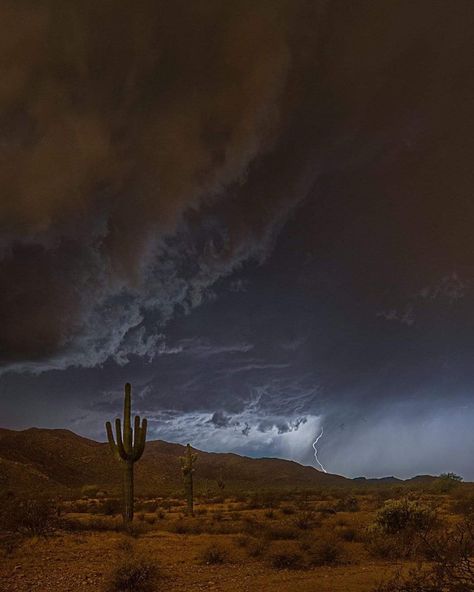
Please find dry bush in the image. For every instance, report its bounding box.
[263,523,300,541]
[200,543,229,565]
[294,510,319,530]
[95,499,121,516]
[105,559,160,592]
[373,519,474,592]
[335,496,360,512]
[0,498,57,536]
[61,517,121,532]
[304,536,346,567]
[264,509,276,519]
[280,505,296,515]
[269,551,303,569]
[335,525,359,542]
[451,494,474,518]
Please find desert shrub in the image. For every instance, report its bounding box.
[336,525,359,542]
[171,518,203,535]
[0,498,57,536]
[263,524,300,541]
[264,509,275,519]
[430,473,463,494]
[367,499,440,560]
[451,494,474,518]
[97,498,121,516]
[200,543,228,564]
[81,484,100,498]
[365,530,405,559]
[105,559,159,592]
[335,496,360,512]
[0,533,22,556]
[61,517,120,532]
[212,510,223,522]
[305,537,346,566]
[270,551,303,569]
[294,510,318,530]
[373,519,474,592]
[245,537,268,558]
[374,499,437,535]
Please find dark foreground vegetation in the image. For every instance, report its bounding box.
[1,474,473,591]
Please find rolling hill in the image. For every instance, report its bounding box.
[0,427,349,497]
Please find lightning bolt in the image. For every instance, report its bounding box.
[312,427,327,473]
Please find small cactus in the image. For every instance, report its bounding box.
[180,443,197,516]
[105,383,147,525]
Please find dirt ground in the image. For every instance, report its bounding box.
[0,490,468,592]
[0,530,399,592]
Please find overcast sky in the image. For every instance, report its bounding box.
[1,1,473,479]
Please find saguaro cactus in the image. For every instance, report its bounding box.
[105,383,147,524]
[180,443,197,516]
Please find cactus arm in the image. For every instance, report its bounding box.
[106,421,120,460]
[123,383,132,453]
[132,417,147,461]
[115,418,128,460]
[133,415,140,447]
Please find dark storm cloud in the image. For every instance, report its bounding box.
[1,1,474,479]
[4,1,472,375]
[0,0,298,371]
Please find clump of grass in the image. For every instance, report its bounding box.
[105,559,159,592]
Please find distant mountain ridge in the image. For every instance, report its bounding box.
[0,427,437,496]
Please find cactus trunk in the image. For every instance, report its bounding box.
[185,471,193,516]
[180,443,197,517]
[123,460,134,523]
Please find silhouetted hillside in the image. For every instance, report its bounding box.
[0,427,348,496]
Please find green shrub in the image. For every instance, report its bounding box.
[374,499,437,535]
